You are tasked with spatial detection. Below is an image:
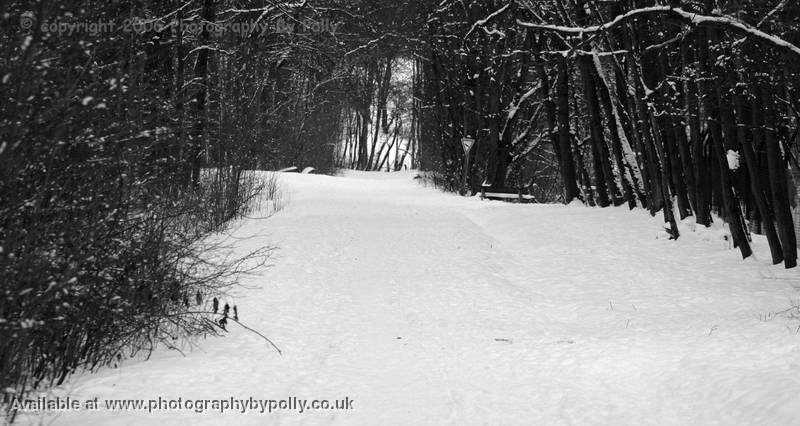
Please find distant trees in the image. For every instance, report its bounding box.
[332,1,421,171]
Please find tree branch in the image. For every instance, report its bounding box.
[517,6,800,57]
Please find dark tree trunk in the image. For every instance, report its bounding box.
[575,2,617,206]
[655,52,691,219]
[679,38,700,218]
[579,55,617,207]
[699,27,752,259]
[596,68,636,208]
[692,28,713,226]
[189,0,216,186]
[624,27,664,215]
[761,82,798,268]
[174,6,187,184]
[737,86,783,264]
[556,55,580,202]
[484,84,504,187]
[537,61,560,162]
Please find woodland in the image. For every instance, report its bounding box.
[1,0,799,412]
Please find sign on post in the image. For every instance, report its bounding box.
[461,137,475,154]
[461,137,475,195]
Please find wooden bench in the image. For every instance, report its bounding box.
[277,166,317,174]
[479,186,536,203]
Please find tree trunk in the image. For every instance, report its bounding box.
[761,82,798,268]
[556,55,580,202]
[737,85,783,264]
[624,27,664,215]
[189,0,216,186]
[596,66,636,208]
[685,47,706,222]
[699,27,752,258]
[579,54,614,207]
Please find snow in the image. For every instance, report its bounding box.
[517,6,800,58]
[727,149,740,170]
[505,82,541,126]
[21,36,32,52]
[464,4,510,40]
[19,171,800,425]
[479,191,535,200]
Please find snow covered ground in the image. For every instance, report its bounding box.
[18,171,800,425]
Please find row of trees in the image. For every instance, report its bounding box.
[1,0,352,413]
[336,56,420,171]
[408,0,799,268]
[331,2,422,171]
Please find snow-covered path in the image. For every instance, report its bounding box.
[35,171,800,425]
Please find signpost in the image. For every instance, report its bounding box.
[461,137,475,195]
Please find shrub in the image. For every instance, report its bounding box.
[0,162,274,419]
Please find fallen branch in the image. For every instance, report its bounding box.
[228,317,283,356]
[165,310,283,356]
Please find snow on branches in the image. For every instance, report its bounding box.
[517,6,800,57]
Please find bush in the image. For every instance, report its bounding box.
[0,2,288,414]
[414,171,463,193]
[0,161,274,418]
